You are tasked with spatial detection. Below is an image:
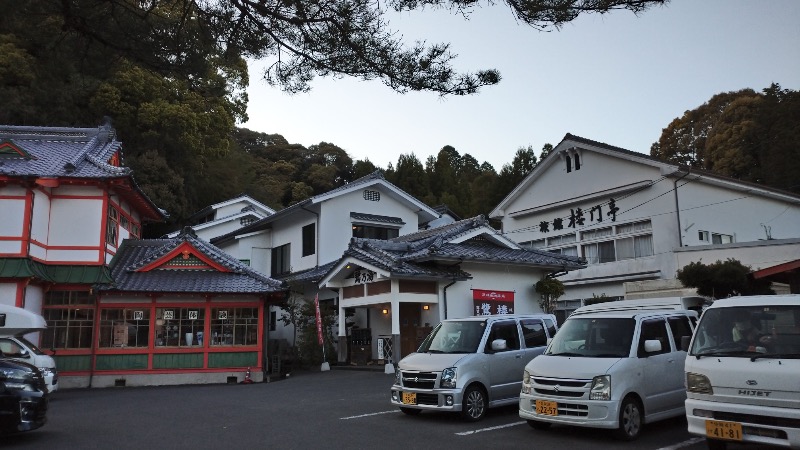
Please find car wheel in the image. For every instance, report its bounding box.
[526,419,551,430]
[614,396,643,441]
[399,407,421,416]
[461,385,487,422]
[706,438,727,450]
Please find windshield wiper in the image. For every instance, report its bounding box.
[546,352,583,357]
[750,353,800,361]
[426,350,444,354]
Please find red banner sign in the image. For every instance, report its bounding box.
[314,294,323,345]
[472,289,515,316]
[472,289,514,302]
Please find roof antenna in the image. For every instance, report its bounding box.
[760,223,772,240]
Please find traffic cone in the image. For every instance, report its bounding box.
[241,367,254,384]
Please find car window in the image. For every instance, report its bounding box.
[0,338,25,357]
[667,315,693,351]
[520,319,546,348]
[637,319,670,357]
[485,321,521,352]
[543,318,557,338]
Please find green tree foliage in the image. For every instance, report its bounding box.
[33,0,665,97]
[535,277,565,314]
[651,84,800,193]
[676,259,774,299]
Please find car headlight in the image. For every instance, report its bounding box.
[590,375,611,400]
[686,372,713,394]
[394,367,401,386]
[0,368,36,392]
[40,367,54,377]
[523,369,531,384]
[441,367,457,389]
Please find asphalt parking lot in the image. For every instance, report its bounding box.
[2,368,754,450]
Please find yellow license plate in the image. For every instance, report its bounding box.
[535,400,558,416]
[705,420,743,441]
[402,392,416,405]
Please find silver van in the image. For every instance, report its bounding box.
[519,299,698,440]
[390,314,557,421]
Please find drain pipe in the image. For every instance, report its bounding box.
[672,168,691,247]
[442,279,457,320]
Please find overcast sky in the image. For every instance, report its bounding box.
[242,0,800,172]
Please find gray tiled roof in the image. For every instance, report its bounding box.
[338,216,585,279]
[101,228,285,294]
[0,123,167,221]
[0,124,130,178]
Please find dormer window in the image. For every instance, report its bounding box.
[363,190,380,201]
[563,147,583,173]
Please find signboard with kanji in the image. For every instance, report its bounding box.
[472,289,514,315]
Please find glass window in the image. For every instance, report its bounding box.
[271,243,290,276]
[106,205,119,246]
[210,308,259,346]
[546,317,635,357]
[302,223,315,256]
[543,318,558,338]
[352,225,399,240]
[99,309,150,348]
[41,307,94,349]
[638,319,670,356]
[520,319,546,348]
[155,308,206,347]
[419,320,486,353]
[42,290,95,349]
[485,321,520,351]
[582,227,613,240]
[667,315,693,352]
[712,233,733,244]
[519,239,545,249]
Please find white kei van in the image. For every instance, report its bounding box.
[519,297,700,440]
[391,314,558,421]
[684,294,800,449]
[0,304,59,392]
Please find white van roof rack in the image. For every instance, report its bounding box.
[571,296,708,316]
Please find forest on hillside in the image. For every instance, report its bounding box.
[1,2,798,237]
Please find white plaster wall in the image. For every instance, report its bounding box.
[445,262,546,319]
[31,190,51,247]
[49,198,102,246]
[0,283,18,307]
[271,212,317,273]
[676,182,800,244]
[0,196,25,239]
[317,188,421,264]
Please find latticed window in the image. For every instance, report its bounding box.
[210,308,259,346]
[99,309,150,348]
[42,291,95,349]
[155,308,206,347]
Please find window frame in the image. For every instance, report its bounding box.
[302,223,315,257]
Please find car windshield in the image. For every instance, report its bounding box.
[418,320,486,354]
[545,317,635,358]
[16,337,45,355]
[691,305,800,359]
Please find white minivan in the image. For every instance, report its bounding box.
[519,297,701,440]
[684,294,800,449]
[0,304,59,392]
[391,314,557,421]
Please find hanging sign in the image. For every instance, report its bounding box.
[473,289,514,316]
[314,294,323,345]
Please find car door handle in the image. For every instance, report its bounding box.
[668,359,675,363]
[516,354,522,359]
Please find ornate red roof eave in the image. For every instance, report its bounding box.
[752,259,800,279]
[136,241,231,273]
[104,177,166,223]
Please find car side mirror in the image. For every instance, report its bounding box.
[644,339,662,353]
[490,339,508,352]
[681,335,691,352]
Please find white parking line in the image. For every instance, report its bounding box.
[339,410,400,420]
[656,437,705,450]
[456,421,527,435]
